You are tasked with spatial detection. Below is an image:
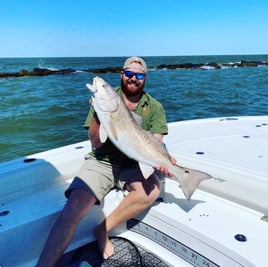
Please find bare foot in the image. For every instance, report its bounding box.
[94,223,114,259]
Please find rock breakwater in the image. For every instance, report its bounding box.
[1,60,267,78]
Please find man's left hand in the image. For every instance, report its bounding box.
[156,156,176,177]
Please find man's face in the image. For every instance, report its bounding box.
[120,66,146,97]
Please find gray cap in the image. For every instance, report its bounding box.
[123,56,147,73]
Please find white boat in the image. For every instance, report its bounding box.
[0,116,267,267]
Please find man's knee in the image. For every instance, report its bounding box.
[147,184,161,204]
[142,178,161,205]
[63,189,96,223]
[145,174,161,197]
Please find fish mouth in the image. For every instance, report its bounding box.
[86,83,96,93]
[86,76,106,93]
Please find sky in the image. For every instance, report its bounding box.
[0,0,267,57]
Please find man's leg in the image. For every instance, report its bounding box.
[36,189,97,267]
[94,174,160,259]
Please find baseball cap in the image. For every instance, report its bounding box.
[123,56,147,73]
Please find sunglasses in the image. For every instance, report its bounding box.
[123,70,146,80]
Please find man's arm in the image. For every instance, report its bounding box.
[154,133,176,177]
[154,133,164,143]
[88,113,103,148]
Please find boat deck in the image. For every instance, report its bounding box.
[0,116,267,266]
[166,116,268,214]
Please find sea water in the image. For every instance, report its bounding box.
[1,55,268,162]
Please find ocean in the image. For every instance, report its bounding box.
[1,55,268,162]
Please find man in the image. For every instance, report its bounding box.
[37,57,175,267]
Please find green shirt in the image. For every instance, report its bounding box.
[84,87,168,164]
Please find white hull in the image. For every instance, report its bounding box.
[0,116,267,266]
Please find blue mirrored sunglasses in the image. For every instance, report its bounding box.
[123,70,146,80]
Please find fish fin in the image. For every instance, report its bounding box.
[139,163,155,179]
[99,124,108,143]
[172,165,211,200]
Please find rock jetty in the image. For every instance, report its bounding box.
[1,60,267,78]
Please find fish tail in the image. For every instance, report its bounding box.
[172,166,211,200]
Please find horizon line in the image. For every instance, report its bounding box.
[1,53,268,59]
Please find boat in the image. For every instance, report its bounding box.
[0,116,267,267]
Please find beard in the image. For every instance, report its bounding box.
[120,78,145,97]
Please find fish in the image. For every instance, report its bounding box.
[87,76,211,200]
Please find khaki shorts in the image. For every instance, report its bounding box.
[65,154,145,203]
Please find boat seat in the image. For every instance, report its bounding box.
[0,155,108,266]
[0,157,69,203]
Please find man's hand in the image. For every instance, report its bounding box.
[155,155,177,177]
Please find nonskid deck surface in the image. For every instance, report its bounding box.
[166,116,268,213]
[167,116,268,179]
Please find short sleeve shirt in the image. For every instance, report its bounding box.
[84,87,168,164]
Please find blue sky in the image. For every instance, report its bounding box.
[1,0,267,57]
